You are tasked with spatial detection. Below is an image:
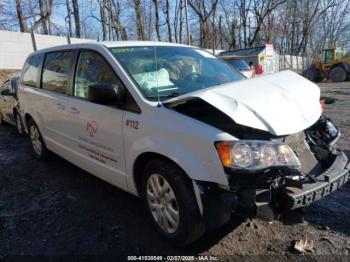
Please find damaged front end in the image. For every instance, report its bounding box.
[196,115,349,228]
[164,71,349,228]
[277,115,348,210]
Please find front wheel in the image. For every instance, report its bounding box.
[141,159,205,246]
[15,111,24,136]
[303,67,322,82]
[28,119,48,160]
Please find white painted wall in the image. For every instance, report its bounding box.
[0,30,96,70]
[279,55,307,71]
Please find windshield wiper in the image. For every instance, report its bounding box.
[146,92,183,99]
[167,92,182,98]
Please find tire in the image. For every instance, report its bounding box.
[141,159,205,246]
[329,66,347,82]
[14,111,24,136]
[0,112,4,126]
[303,67,321,82]
[28,119,48,160]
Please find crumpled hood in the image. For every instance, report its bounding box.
[166,70,321,136]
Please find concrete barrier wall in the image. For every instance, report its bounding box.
[0,30,96,70]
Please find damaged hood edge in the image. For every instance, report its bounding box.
[165,70,322,136]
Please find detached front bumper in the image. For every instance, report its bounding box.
[283,152,350,210]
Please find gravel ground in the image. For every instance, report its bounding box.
[0,81,349,260]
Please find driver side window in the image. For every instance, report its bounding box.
[74,50,122,99]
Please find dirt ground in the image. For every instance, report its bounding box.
[0,80,350,260]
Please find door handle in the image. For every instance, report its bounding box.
[67,107,80,114]
[56,103,65,110]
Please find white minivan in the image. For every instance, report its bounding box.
[18,42,349,245]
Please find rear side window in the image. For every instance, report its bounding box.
[42,51,73,94]
[21,53,44,88]
[74,51,121,99]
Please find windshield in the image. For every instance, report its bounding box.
[226,59,250,70]
[109,46,244,100]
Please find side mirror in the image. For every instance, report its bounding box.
[0,89,14,96]
[88,83,125,106]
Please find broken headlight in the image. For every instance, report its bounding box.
[215,140,301,171]
[306,115,340,147]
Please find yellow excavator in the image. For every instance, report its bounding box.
[303,47,350,82]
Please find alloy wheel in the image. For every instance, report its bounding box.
[30,125,42,156]
[146,173,179,234]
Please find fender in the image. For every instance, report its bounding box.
[125,133,228,195]
[125,134,230,195]
[19,86,46,133]
[24,111,44,134]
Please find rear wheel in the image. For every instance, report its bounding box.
[329,66,347,82]
[28,119,48,160]
[141,159,205,246]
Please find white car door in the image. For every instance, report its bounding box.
[38,50,77,147]
[59,50,127,189]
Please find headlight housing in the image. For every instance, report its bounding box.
[215,140,300,171]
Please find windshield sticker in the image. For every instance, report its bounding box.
[111,47,135,54]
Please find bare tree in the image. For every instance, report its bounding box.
[15,0,28,32]
[188,0,219,48]
[248,0,287,47]
[111,0,128,40]
[65,0,73,37]
[153,0,161,41]
[163,0,173,42]
[38,0,53,34]
[173,0,185,43]
[134,0,145,40]
[2,0,350,56]
[219,0,237,49]
[237,0,252,47]
[271,0,348,59]
[97,0,108,40]
[72,0,81,37]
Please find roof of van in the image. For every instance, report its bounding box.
[102,41,190,48]
[32,41,192,54]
